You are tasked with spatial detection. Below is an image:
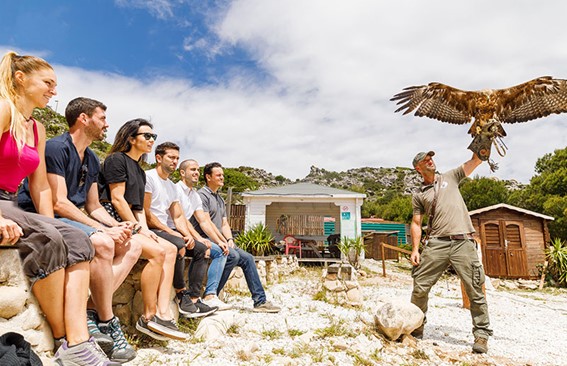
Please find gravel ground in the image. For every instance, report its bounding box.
[124,259,567,366]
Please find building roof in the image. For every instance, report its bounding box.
[468,203,554,221]
[242,182,366,198]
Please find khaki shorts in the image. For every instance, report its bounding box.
[0,200,94,286]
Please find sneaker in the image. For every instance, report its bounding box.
[98,316,137,362]
[135,316,170,341]
[202,295,233,311]
[147,315,188,341]
[86,310,114,355]
[53,337,65,353]
[472,336,488,354]
[54,336,120,366]
[194,299,218,316]
[411,325,424,340]
[252,301,281,313]
[177,291,217,318]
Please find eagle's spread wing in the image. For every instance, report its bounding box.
[495,76,567,123]
[390,82,476,125]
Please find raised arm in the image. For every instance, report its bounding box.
[462,152,483,177]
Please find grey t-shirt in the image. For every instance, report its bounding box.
[191,185,226,238]
[412,166,475,237]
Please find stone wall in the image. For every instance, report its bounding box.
[0,250,300,357]
[0,249,54,355]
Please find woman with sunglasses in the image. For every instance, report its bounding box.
[99,119,187,340]
[0,51,117,365]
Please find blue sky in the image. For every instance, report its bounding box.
[2,0,567,183]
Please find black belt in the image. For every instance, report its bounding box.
[434,234,474,241]
[0,189,17,201]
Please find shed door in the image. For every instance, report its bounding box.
[480,220,528,278]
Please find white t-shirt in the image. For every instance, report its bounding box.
[144,169,179,229]
[176,181,203,219]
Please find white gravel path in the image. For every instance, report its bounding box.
[125,259,567,366]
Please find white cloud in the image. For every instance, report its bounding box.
[114,0,176,19]
[4,0,567,184]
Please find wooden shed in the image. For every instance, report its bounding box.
[469,203,554,279]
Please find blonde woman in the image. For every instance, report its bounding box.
[0,51,118,365]
[99,118,187,340]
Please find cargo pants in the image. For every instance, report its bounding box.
[411,237,493,339]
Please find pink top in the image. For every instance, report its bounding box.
[0,119,40,193]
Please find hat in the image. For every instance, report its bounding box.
[412,151,435,168]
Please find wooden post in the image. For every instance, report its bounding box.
[460,280,486,309]
[381,242,386,277]
[539,260,548,290]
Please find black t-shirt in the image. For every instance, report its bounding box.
[18,133,100,212]
[99,152,146,211]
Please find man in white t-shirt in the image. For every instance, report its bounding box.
[144,142,217,318]
[177,159,232,310]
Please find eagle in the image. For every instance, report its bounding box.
[391,76,567,170]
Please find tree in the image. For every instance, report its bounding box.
[460,176,509,211]
[510,147,567,241]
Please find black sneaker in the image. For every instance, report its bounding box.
[147,315,188,341]
[177,291,216,318]
[135,316,170,341]
[194,299,218,317]
[98,316,137,362]
[86,309,114,355]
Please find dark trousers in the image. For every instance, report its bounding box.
[218,246,266,307]
[151,230,208,298]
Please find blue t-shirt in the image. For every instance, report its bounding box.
[18,133,100,211]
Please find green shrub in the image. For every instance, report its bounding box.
[235,223,275,256]
[337,236,365,268]
[546,238,567,286]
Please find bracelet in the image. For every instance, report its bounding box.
[227,237,233,241]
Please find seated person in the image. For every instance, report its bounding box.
[144,143,219,317]
[99,119,187,341]
[18,97,140,362]
[0,51,117,365]
[191,162,281,313]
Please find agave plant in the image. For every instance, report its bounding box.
[235,223,275,256]
[546,238,567,286]
[337,236,365,268]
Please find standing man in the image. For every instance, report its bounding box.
[18,97,141,362]
[177,159,231,310]
[143,142,218,318]
[191,162,281,313]
[410,151,492,353]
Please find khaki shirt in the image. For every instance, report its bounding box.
[412,166,475,237]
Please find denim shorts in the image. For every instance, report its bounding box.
[58,217,98,237]
[0,200,94,286]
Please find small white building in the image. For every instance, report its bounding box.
[241,183,366,241]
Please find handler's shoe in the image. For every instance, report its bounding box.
[410,325,424,340]
[472,336,488,354]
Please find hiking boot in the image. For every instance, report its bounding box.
[177,291,217,318]
[54,337,120,366]
[252,301,281,313]
[202,295,233,311]
[98,316,137,362]
[86,309,114,355]
[411,325,424,340]
[472,336,488,354]
[147,315,188,341]
[135,316,170,341]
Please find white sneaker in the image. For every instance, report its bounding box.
[202,295,233,311]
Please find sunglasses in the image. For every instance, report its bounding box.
[79,163,88,186]
[134,132,158,140]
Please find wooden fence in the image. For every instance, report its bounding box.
[276,214,325,236]
[228,204,246,233]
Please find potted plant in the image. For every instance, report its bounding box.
[235,223,275,256]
